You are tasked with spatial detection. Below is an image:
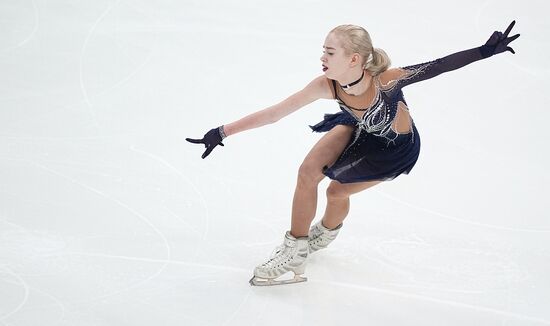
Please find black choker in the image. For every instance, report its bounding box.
[340,70,365,90]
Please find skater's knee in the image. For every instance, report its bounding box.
[326,183,350,200]
[297,162,324,186]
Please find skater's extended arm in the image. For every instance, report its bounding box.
[379,21,520,93]
[223,75,330,137]
[186,75,331,159]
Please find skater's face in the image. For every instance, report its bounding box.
[320,32,362,79]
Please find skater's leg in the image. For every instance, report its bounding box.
[290,125,354,237]
[321,179,383,229]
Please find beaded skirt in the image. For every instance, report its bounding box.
[309,111,421,184]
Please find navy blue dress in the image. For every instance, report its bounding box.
[309,46,489,184]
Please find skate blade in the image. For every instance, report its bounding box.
[249,274,307,286]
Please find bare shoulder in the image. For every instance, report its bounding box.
[378,68,408,88]
[302,75,333,100]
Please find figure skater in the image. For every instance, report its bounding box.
[186,21,520,286]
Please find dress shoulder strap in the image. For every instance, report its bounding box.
[331,79,340,100]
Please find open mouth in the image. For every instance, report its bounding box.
[322,65,328,72]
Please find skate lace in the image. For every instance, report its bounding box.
[262,247,293,268]
[270,244,285,257]
[310,227,323,242]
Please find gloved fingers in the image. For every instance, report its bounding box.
[202,145,215,159]
[186,138,204,144]
[507,46,515,54]
[503,20,516,38]
[219,142,225,147]
[506,33,520,44]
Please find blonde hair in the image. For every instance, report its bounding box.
[330,24,391,76]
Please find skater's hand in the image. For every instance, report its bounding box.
[480,20,520,58]
[186,126,225,159]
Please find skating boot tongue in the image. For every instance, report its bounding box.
[284,231,300,247]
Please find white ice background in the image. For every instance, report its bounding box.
[1,0,549,325]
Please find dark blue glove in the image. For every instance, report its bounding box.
[480,20,520,58]
[186,126,226,159]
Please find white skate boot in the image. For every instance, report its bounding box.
[308,220,342,254]
[249,231,309,286]
[270,221,343,258]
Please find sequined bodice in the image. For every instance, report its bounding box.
[335,78,409,147]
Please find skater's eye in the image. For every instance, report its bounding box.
[322,46,336,56]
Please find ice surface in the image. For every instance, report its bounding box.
[1,0,549,325]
